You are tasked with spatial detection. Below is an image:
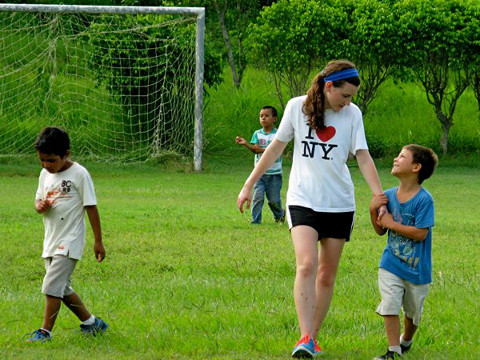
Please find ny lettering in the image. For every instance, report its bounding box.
[301,141,337,159]
[302,126,337,159]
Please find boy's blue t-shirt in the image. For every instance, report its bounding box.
[250,128,282,175]
[379,187,434,285]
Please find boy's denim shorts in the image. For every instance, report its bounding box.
[376,268,430,326]
[42,255,77,298]
[287,205,355,241]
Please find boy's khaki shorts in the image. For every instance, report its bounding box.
[376,268,430,326]
[42,255,77,298]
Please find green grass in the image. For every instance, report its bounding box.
[1,155,479,359]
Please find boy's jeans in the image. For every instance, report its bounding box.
[251,173,284,224]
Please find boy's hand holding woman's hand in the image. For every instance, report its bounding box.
[377,211,395,229]
[370,194,389,227]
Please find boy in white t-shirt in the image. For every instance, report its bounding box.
[25,127,108,343]
[236,106,285,224]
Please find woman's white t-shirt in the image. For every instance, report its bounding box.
[275,95,368,212]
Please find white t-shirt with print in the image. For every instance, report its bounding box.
[275,95,368,212]
[35,162,97,260]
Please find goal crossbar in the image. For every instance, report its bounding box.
[0,3,205,171]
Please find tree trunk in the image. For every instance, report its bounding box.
[421,67,468,156]
[440,125,449,155]
[437,111,452,155]
[214,2,240,89]
[473,74,480,112]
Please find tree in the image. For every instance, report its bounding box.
[395,0,473,154]
[212,1,241,88]
[474,75,480,113]
[337,0,404,116]
[87,13,221,150]
[247,0,345,108]
[247,0,406,113]
[175,0,277,89]
[212,0,279,88]
[465,1,480,115]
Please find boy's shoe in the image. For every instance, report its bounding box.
[374,350,401,359]
[276,211,286,223]
[25,329,51,343]
[292,335,315,358]
[400,343,411,354]
[313,339,322,356]
[80,317,108,336]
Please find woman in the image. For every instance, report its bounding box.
[237,60,384,358]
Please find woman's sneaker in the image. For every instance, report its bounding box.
[313,339,323,356]
[292,335,315,358]
[25,329,51,343]
[80,317,108,336]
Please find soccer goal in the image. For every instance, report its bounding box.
[0,4,205,170]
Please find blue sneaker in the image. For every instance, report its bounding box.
[80,317,108,336]
[25,329,51,343]
[292,335,315,358]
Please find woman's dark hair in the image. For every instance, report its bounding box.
[303,59,360,129]
[34,126,70,157]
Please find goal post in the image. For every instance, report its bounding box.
[0,4,205,171]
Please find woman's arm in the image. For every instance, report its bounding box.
[356,149,383,196]
[237,138,288,212]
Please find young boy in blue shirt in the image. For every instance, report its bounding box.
[236,106,285,224]
[369,144,438,359]
[26,127,108,343]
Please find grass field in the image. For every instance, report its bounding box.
[1,155,479,359]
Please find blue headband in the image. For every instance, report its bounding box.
[324,68,359,82]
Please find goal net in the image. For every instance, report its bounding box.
[0,4,204,168]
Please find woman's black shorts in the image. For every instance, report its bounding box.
[288,205,355,241]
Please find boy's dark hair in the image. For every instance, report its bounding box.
[404,144,438,184]
[34,127,70,157]
[262,105,277,118]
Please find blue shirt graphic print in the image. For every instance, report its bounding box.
[379,187,434,285]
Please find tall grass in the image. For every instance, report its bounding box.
[205,68,480,158]
[203,69,284,155]
[1,156,479,359]
[2,34,479,160]
[364,81,480,156]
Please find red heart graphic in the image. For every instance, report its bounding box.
[316,126,336,142]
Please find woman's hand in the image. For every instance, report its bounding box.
[237,185,252,213]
